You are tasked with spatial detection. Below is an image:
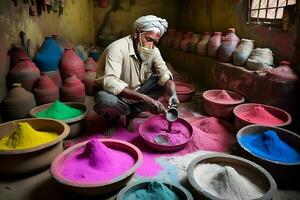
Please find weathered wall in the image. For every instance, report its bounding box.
[0,0,95,101]
[93,0,179,38]
[177,0,296,66]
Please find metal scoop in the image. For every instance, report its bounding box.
[154,134,170,145]
[165,107,178,122]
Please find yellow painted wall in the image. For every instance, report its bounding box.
[0,0,94,101]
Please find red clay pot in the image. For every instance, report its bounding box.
[8,58,41,91]
[208,32,222,58]
[60,48,85,81]
[180,32,193,52]
[165,29,176,48]
[33,74,59,105]
[175,81,195,102]
[60,74,85,102]
[85,57,97,72]
[172,31,184,50]
[41,70,62,87]
[83,69,96,96]
[9,46,29,66]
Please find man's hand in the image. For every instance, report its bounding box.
[144,96,166,114]
[168,94,179,108]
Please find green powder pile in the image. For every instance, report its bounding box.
[36,100,83,120]
[125,181,180,200]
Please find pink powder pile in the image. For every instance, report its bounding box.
[212,90,237,103]
[59,139,135,183]
[140,115,191,145]
[175,83,193,93]
[239,105,284,125]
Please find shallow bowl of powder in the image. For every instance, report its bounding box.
[187,153,277,200]
[175,81,195,102]
[203,89,245,119]
[29,101,88,138]
[139,114,193,152]
[116,180,194,200]
[50,138,143,195]
[233,103,291,130]
[0,118,69,175]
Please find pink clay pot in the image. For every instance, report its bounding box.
[33,74,59,105]
[60,74,85,102]
[60,48,85,81]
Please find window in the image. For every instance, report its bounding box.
[248,0,296,24]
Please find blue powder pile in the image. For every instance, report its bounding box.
[240,130,300,163]
[125,181,180,200]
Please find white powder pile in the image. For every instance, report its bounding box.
[193,163,264,200]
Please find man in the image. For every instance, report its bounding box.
[94,15,179,136]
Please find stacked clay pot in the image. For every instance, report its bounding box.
[172,30,184,50]
[60,48,85,81]
[7,57,40,91]
[9,46,29,66]
[233,39,255,66]
[60,74,85,102]
[33,74,59,105]
[218,28,240,62]
[165,29,176,48]
[180,32,193,52]
[42,70,62,87]
[1,83,36,121]
[83,58,97,96]
[197,32,211,56]
[189,33,201,53]
[208,32,222,58]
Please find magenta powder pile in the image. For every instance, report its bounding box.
[141,115,191,145]
[239,105,285,125]
[211,90,239,103]
[59,139,135,183]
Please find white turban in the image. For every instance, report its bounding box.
[133,15,168,37]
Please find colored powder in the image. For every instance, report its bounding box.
[125,181,180,200]
[60,139,135,183]
[36,100,83,120]
[239,105,284,125]
[0,122,58,150]
[176,85,189,93]
[194,164,264,200]
[240,130,300,163]
[212,90,237,103]
[141,115,191,145]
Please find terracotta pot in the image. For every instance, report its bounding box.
[60,74,85,102]
[9,46,29,66]
[233,39,255,66]
[267,61,298,81]
[165,29,176,48]
[83,69,96,96]
[175,82,195,102]
[189,33,201,53]
[197,32,212,56]
[219,28,240,62]
[33,74,59,105]
[60,48,85,81]
[41,70,62,87]
[85,57,97,72]
[1,83,36,122]
[8,58,41,91]
[172,31,184,50]
[208,32,222,58]
[180,32,193,52]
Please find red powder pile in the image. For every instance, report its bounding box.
[239,105,284,125]
[212,90,236,103]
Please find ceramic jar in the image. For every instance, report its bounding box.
[33,74,59,105]
[41,70,62,88]
[180,32,193,52]
[60,48,85,81]
[9,46,29,66]
[85,57,97,71]
[233,39,255,66]
[189,33,201,54]
[1,83,36,121]
[8,58,40,91]
[208,32,222,58]
[60,74,85,102]
[196,32,212,56]
[172,31,184,50]
[218,28,240,63]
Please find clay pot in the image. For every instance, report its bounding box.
[8,58,41,91]
[1,83,36,122]
[172,31,184,50]
[219,28,240,62]
[233,39,255,66]
[60,74,85,102]
[208,32,222,58]
[41,70,62,87]
[33,74,59,105]
[267,61,298,81]
[197,32,212,56]
[165,29,176,48]
[60,48,85,81]
[9,46,29,66]
[189,33,201,53]
[83,69,96,96]
[34,37,63,72]
[75,45,88,61]
[180,32,193,52]
[85,57,97,71]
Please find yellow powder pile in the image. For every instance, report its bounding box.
[0,122,59,150]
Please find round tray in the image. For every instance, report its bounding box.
[139,114,193,152]
[0,118,69,175]
[203,89,245,119]
[116,180,194,200]
[50,138,143,195]
[187,153,277,200]
[29,102,88,138]
[233,103,292,130]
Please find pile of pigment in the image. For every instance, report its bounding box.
[240,130,300,163]
[36,100,83,120]
[124,181,180,200]
[239,105,284,125]
[0,122,58,150]
[194,163,264,200]
[59,139,135,183]
[141,115,191,145]
[211,90,239,103]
